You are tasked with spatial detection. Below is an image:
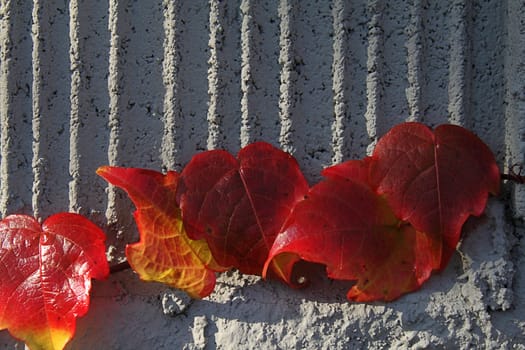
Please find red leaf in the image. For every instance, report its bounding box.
[0,213,108,350]
[265,122,499,301]
[264,178,435,302]
[177,142,309,276]
[97,166,224,298]
[368,123,500,268]
[321,158,372,184]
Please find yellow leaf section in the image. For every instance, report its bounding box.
[126,208,218,298]
[262,252,301,287]
[6,326,71,350]
[97,166,226,298]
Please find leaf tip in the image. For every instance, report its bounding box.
[95,165,110,176]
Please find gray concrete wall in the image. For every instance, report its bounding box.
[0,0,524,348]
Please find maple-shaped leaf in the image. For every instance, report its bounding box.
[264,177,435,302]
[0,213,109,350]
[177,142,309,276]
[368,122,500,268]
[97,166,224,298]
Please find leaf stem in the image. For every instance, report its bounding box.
[501,164,525,184]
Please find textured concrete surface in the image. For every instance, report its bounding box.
[0,0,524,348]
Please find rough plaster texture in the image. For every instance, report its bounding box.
[0,0,524,348]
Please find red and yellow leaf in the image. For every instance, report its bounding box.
[368,123,500,268]
[177,142,309,276]
[97,166,223,298]
[0,213,109,350]
[264,177,434,302]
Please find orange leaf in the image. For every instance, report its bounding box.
[0,213,109,350]
[97,166,224,298]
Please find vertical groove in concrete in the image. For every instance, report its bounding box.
[31,0,71,219]
[240,0,254,147]
[0,0,11,216]
[407,0,450,126]
[106,0,121,226]
[504,0,525,218]
[30,0,43,219]
[379,0,410,132]
[333,1,369,160]
[111,2,165,166]
[470,0,506,160]
[331,0,347,164]
[105,0,166,254]
[277,0,296,154]
[239,0,280,148]
[0,0,33,216]
[68,0,81,212]
[418,1,449,125]
[447,0,471,126]
[161,0,181,170]
[291,0,333,181]
[67,0,109,218]
[405,0,423,122]
[177,2,209,163]
[331,0,351,164]
[364,0,383,153]
[207,0,222,149]
[207,0,242,151]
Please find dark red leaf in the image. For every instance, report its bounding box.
[177,142,309,276]
[264,178,435,302]
[265,122,499,301]
[368,123,500,268]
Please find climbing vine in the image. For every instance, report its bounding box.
[0,122,521,350]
